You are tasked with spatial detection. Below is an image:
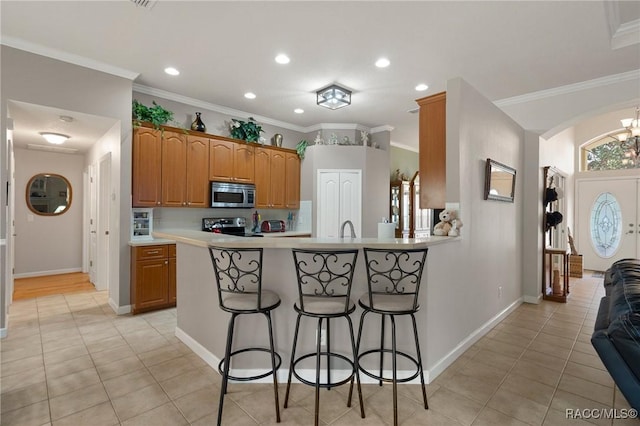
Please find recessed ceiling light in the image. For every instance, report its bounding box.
[244,92,256,99]
[59,115,74,123]
[164,67,180,76]
[294,108,304,114]
[39,132,70,145]
[415,83,429,91]
[275,54,290,64]
[375,58,390,68]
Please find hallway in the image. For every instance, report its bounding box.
[13,273,95,301]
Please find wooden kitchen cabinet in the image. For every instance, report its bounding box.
[416,91,446,209]
[209,138,255,183]
[162,132,209,207]
[132,127,162,207]
[130,244,176,314]
[255,147,286,208]
[285,152,301,209]
[133,126,209,207]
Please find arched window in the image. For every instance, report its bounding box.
[580,133,638,171]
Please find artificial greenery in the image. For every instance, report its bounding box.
[132,100,179,129]
[296,139,308,159]
[229,117,264,143]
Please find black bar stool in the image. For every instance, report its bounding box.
[208,246,281,426]
[284,249,365,426]
[350,247,429,426]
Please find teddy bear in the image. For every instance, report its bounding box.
[433,209,463,237]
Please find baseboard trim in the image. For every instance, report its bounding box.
[108,298,131,315]
[13,268,82,279]
[175,326,423,385]
[426,297,523,382]
[523,293,543,304]
[0,327,7,339]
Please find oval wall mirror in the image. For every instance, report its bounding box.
[26,173,72,216]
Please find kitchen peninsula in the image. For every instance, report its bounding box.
[153,229,457,383]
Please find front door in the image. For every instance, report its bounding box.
[576,178,639,271]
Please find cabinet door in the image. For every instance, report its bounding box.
[186,135,209,207]
[270,151,286,208]
[135,259,169,311]
[285,152,300,209]
[209,139,235,182]
[234,144,255,183]
[417,92,446,209]
[168,257,176,305]
[254,148,271,208]
[161,131,187,206]
[132,128,162,207]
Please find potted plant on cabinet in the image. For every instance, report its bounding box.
[132,99,180,129]
[229,117,264,143]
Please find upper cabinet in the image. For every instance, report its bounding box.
[132,127,162,207]
[416,92,446,209]
[133,127,209,208]
[132,124,300,209]
[209,138,255,183]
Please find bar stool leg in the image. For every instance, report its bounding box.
[217,313,238,426]
[284,313,303,408]
[348,310,369,405]
[265,311,281,422]
[346,315,365,418]
[326,319,331,391]
[379,314,386,386]
[411,313,428,409]
[391,315,398,426]
[314,317,323,426]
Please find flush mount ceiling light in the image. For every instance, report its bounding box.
[275,54,290,64]
[39,132,69,145]
[316,84,352,110]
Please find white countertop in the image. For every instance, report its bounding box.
[128,238,176,247]
[152,229,457,249]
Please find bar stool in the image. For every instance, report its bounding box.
[350,247,429,426]
[208,246,281,426]
[284,249,365,426]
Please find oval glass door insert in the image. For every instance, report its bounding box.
[590,192,622,258]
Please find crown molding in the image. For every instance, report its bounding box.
[1,36,139,81]
[494,69,640,107]
[134,83,394,135]
[612,19,640,50]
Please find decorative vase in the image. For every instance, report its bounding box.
[191,112,206,132]
[271,134,283,147]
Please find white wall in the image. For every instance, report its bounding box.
[423,78,525,376]
[13,149,84,275]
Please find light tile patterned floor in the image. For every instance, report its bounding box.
[1,274,638,425]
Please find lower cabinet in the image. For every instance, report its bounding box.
[130,244,176,314]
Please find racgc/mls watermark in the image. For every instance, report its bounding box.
[566,408,638,420]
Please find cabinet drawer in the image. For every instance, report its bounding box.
[135,245,168,260]
[168,244,176,258]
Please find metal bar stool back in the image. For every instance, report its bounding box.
[209,246,281,425]
[351,247,429,426]
[284,249,365,426]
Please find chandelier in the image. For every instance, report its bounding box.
[618,107,640,166]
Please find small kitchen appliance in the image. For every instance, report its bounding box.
[261,220,286,233]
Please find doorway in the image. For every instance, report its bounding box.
[576,177,639,271]
[317,169,362,238]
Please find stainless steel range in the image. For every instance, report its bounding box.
[202,217,263,237]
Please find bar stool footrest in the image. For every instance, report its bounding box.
[358,348,421,383]
[218,347,282,382]
[292,352,356,388]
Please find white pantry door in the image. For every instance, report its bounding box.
[317,170,362,238]
[576,178,639,271]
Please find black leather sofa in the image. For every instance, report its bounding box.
[591,258,640,410]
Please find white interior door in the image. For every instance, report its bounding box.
[88,164,98,285]
[317,170,362,238]
[576,178,639,271]
[96,154,111,291]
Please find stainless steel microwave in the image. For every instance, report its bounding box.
[210,182,256,208]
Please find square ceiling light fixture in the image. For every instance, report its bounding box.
[316,84,352,110]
